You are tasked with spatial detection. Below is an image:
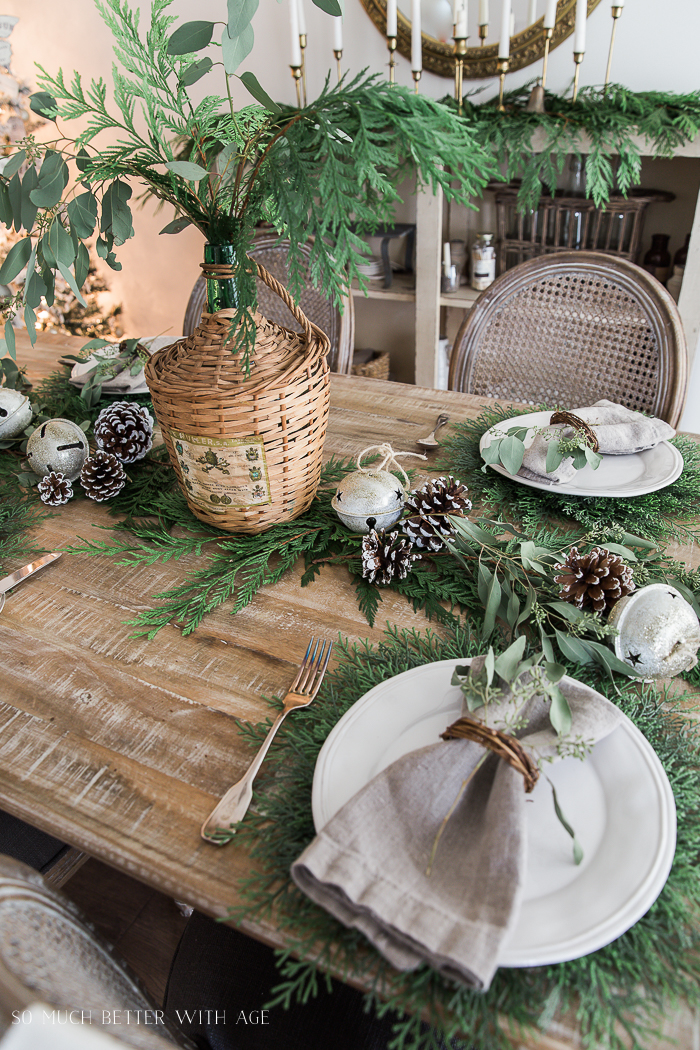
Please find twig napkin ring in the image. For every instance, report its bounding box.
[549,411,600,453]
[441,716,540,793]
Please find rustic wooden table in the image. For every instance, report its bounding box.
[5,330,698,1049]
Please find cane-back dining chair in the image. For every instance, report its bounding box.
[448,251,688,427]
[0,855,187,1048]
[183,232,354,375]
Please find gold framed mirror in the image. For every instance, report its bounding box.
[360,0,601,79]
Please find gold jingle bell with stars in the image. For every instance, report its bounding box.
[331,444,426,534]
[26,418,89,482]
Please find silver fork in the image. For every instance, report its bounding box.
[201,638,332,844]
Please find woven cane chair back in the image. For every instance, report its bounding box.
[448,251,687,427]
[183,234,354,375]
[0,854,188,1047]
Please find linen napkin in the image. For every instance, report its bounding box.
[67,336,177,395]
[519,399,675,484]
[291,662,623,991]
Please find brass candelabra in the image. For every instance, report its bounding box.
[387,35,397,83]
[453,34,468,108]
[604,5,624,93]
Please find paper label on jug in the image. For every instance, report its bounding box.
[169,430,271,512]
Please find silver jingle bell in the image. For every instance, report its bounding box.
[0,388,32,438]
[608,583,700,679]
[26,418,89,482]
[332,468,406,533]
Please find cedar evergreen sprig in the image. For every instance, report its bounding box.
[227,624,700,1050]
[0,0,497,372]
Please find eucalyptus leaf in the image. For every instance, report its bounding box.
[484,647,495,686]
[554,628,593,665]
[480,439,502,466]
[24,305,37,347]
[482,571,502,641]
[548,599,586,623]
[227,0,258,38]
[0,182,11,227]
[548,684,572,736]
[549,780,583,864]
[20,166,39,232]
[57,261,87,308]
[178,57,212,87]
[545,439,564,474]
[221,22,254,75]
[46,218,76,268]
[476,561,492,606]
[600,542,637,562]
[493,635,526,683]
[0,237,31,283]
[159,216,193,235]
[24,269,48,311]
[506,589,520,629]
[238,71,280,113]
[74,241,90,291]
[583,445,603,470]
[100,180,134,245]
[7,172,20,232]
[498,434,525,476]
[311,0,343,15]
[570,446,588,470]
[166,20,215,55]
[544,661,567,684]
[3,318,15,361]
[67,191,98,239]
[29,151,69,209]
[2,149,26,181]
[29,91,58,119]
[165,160,209,182]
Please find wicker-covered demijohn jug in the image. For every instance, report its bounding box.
[145,250,330,535]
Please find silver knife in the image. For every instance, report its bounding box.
[0,553,62,594]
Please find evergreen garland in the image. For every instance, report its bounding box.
[457,83,700,212]
[228,624,700,1050]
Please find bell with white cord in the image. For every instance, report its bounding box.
[331,444,425,534]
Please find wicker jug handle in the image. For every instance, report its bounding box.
[254,260,314,345]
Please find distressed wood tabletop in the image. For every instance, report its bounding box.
[5,330,699,1050]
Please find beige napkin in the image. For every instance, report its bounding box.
[519,399,675,484]
[291,663,623,991]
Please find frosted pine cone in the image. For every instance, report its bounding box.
[38,471,73,506]
[361,529,421,586]
[94,401,154,463]
[404,475,472,551]
[554,546,635,614]
[80,451,127,502]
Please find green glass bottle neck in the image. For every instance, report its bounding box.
[203,243,238,313]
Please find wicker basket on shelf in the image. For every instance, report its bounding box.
[491,184,674,275]
[145,261,330,535]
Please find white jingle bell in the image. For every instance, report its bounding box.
[608,583,700,679]
[26,418,89,482]
[332,443,426,534]
[0,388,32,438]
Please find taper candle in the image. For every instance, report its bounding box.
[411,0,422,71]
[543,0,556,28]
[574,0,586,53]
[289,0,302,66]
[297,0,306,36]
[454,0,468,37]
[479,0,488,23]
[527,0,537,23]
[498,0,511,58]
[333,14,343,50]
[387,0,398,36]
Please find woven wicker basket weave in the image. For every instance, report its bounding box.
[145,260,330,534]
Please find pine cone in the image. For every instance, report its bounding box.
[362,529,421,586]
[37,471,73,506]
[554,546,635,614]
[80,450,127,502]
[403,476,472,551]
[94,401,153,464]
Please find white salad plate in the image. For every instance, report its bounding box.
[479,409,684,498]
[311,659,676,968]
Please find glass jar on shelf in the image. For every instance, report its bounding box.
[471,233,496,291]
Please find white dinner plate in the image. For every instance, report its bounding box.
[312,659,676,967]
[479,410,684,498]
